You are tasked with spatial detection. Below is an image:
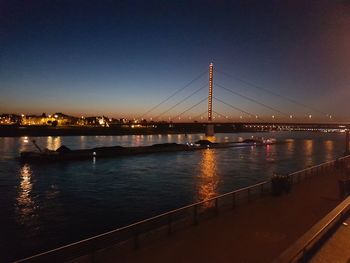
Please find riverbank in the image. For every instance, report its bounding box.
[0,124,250,137]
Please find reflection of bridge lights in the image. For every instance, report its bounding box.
[324,140,334,160]
[305,140,313,154]
[198,149,218,207]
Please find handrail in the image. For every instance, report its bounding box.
[16,180,270,262]
[273,195,350,263]
[16,155,350,262]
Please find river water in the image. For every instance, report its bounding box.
[0,131,346,261]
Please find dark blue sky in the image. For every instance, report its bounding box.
[1,0,349,121]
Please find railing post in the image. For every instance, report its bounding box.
[260,183,264,196]
[232,192,236,209]
[193,205,198,225]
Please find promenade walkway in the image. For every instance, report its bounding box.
[97,168,345,263]
[309,214,350,263]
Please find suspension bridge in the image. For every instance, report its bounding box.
[137,63,347,134]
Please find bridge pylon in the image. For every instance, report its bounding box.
[206,62,215,136]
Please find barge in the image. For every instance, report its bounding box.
[19,138,278,162]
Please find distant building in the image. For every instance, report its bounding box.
[83,116,109,127]
[20,113,78,126]
[0,114,21,125]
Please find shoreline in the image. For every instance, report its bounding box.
[0,124,257,137]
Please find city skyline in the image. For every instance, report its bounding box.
[1,1,350,121]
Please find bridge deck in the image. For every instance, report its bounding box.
[93,167,346,263]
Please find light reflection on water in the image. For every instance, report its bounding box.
[303,139,314,167]
[0,131,348,261]
[324,140,335,160]
[47,136,61,150]
[198,149,218,206]
[16,164,35,222]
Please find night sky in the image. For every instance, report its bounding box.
[1,0,350,121]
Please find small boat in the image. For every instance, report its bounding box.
[231,137,277,147]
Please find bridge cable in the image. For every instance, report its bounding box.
[213,97,255,117]
[140,70,207,119]
[215,83,290,118]
[215,69,330,117]
[173,97,208,120]
[192,110,208,121]
[213,97,265,121]
[153,84,207,120]
[212,110,234,121]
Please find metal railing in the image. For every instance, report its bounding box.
[273,196,350,263]
[16,155,350,262]
[17,181,270,262]
[288,155,350,186]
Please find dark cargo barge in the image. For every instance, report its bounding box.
[19,138,277,162]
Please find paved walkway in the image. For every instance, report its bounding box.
[95,169,345,263]
[310,215,350,263]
